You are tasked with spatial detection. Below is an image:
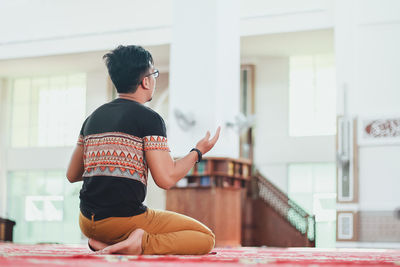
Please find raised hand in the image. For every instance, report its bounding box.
[195,127,221,155]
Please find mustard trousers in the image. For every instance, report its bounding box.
[79,209,215,255]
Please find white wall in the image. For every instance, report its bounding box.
[358,146,400,210]
[253,57,335,192]
[86,70,110,116]
[335,0,400,211]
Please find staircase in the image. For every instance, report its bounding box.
[242,171,316,247]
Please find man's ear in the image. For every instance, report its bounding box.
[141,77,150,90]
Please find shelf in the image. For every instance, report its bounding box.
[184,172,250,180]
[175,157,252,189]
[203,156,252,165]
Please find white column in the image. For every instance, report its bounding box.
[0,79,9,217]
[168,0,240,157]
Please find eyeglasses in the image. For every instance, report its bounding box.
[144,69,159,78]
[140,69,159,88]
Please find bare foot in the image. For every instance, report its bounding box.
[88,238,108,251]
[100,229,145,255]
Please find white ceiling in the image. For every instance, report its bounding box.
[0,29,333,77]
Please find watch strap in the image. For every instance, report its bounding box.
[190,148,202,163]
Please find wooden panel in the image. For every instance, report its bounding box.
[0,223,4,241]
[166,188,215,229]
[0,218,16,242]
[251,199,314,247]
[214,188,241,247]
[166,187,242,247]
[241,187,254,246]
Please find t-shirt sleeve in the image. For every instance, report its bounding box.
[142,113,170,152]
[77,118,88,146]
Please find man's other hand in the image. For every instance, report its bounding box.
[195,127,221,155]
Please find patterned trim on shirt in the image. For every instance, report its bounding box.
[143,135,170,151]
[79,132,169,186]
[82,132,147,185]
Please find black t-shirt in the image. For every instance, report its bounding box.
[77,98,169,220]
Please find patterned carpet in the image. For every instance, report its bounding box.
[1,242,400,266]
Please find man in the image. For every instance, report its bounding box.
[66,45,220,255]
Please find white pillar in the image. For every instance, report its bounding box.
[168,0,240,157]
[0,79,9,217]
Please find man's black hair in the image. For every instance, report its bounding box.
[103,45,154,94]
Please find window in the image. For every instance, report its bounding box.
[288,163,336,247]
[289,55,336,136]
[7,170,82,244]
[10,74,86,147]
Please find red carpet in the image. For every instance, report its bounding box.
[1,242,400,266]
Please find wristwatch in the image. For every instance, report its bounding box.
[190,148,202,163]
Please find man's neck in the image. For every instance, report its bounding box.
[118,93,146,104]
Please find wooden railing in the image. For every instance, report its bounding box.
[244,171,315,247]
